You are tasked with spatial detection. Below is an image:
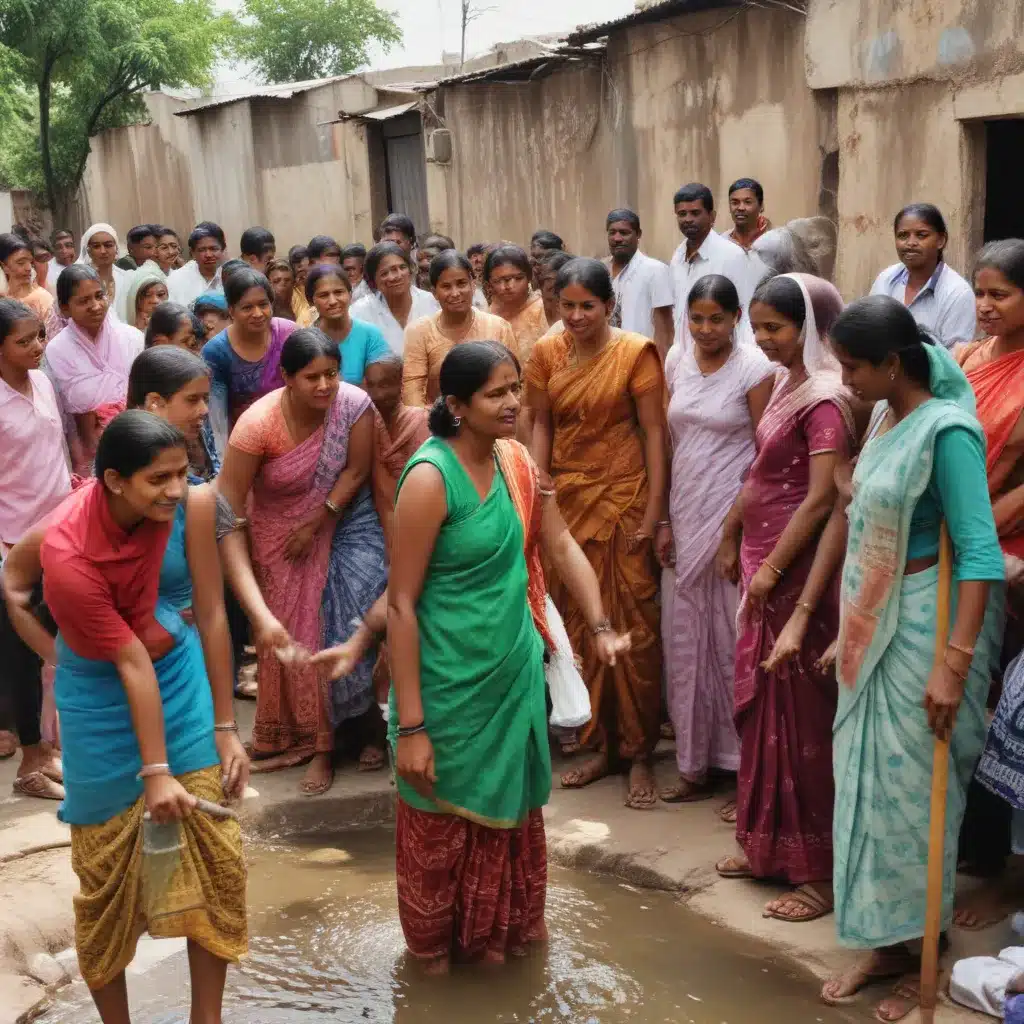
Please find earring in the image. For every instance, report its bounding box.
[452,416,462,427]
[889,370,896,381]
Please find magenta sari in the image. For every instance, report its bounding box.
[247,384,372,759]
[734,371,853,884]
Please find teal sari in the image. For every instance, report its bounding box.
[833,345,1004,948]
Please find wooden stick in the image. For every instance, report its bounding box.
[920,524,953,1023]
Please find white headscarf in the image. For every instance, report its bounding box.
[780,272,843,376]
[77,223,121,266]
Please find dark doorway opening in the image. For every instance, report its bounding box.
[984,119,1024,242]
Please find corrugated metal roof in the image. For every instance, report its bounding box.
[174,73,366,117]
[422,45,603,87]
[338,100,419,122]
[567,0,742,45]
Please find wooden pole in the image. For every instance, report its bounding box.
[920,524,954,1023]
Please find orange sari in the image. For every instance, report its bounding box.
[958,338,1024,558]
[371,405,430,516]
[525,330,663,759]
[492,292,548,365]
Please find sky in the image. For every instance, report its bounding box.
[217,0,636,85]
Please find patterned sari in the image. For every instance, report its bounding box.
[525,330,663,760]
[734,370,853,883]
[239,384,385,759]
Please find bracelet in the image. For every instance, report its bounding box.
[136,762,171,780]
[655,520,671,528]
[943,656,969,682]
[349,616,367,634]
[398,722,426,738]
[324,498,341,516]
[539,487,556,497]
[232,515,249,531]
[796,601,814,614]
[591,618,612,636]
[948,642,975,658]
[763,560,784,578]
[214,722,239,733]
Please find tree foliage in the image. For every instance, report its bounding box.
[0,0,233,214]
[232,0,402,85]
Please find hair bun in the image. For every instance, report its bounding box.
[915,323,936,347]
[428,394,458,437]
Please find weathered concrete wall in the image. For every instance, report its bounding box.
[434,5,826,264]
[78,93,194,238]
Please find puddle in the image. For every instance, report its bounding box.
[41,826,868,1022]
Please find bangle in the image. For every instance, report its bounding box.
[398,722,426,738]
[591,618,612,636]
[539,487,556,497]
[948,642,975,658]
[137,762,171,780]
[324,498,341,516]
[232,515,249,531]
[214,722,238,733]
[763,560,784,578]
[796,601,814,614]
[943,656,969,681]
[655,520,671,528]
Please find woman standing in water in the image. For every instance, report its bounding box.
[660,276,773,806]
[404,250,517,407]
[201,267,296,452]
[527,258,666,810]
[870,203,975,350]
[304,263,391,384]
[389,341,628,968]
[350,242,439,354]
[219,329,387,795]
[714,273,853,923]
[485,245,549,364]
[818,296,1004,1021]
[2,411,248,1022]
[0,233,54,321]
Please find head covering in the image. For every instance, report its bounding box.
[193,292,227,313]
[123,268,166,325]
[926,341,978,414]
[782,272,844,375]
[77,223,121,267]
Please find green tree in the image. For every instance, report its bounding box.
[0,0,234,216]
[232,0,402,85]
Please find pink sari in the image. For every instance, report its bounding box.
[248,385,371,759]
[734,371,853,883]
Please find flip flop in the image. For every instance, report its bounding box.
[820,951,919,1007]
[358,746,386,772]
[301,769,335,797]
[763,883,834,922]
[874,978,921,1023]
[659,778,714,803]
[719,799,737,823]
[716,855,753,879]
[13,771,65,801]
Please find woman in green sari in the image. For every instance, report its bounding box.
[811,296,1005,1020]
[387,340,629,971]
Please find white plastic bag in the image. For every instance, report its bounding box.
[544,594,591,729]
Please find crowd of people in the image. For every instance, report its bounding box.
[2,175,1024,1022]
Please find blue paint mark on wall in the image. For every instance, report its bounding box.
[864,30,901,81]
[938,26,975,66]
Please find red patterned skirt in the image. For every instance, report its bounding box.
[395,799,548,963]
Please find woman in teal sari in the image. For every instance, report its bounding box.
[816,296,1005,1020]
[387,340,629,970]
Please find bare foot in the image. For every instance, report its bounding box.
[719,799,737,823]
[0,731,17,759]
[875,976,920,1022]
[421,956,450,976]
[953,877,1014,930]
[659,775,713,803]
[820,947,916,1005]
[301,753,334,796]
[626,760,657,809]
[358,745,386,772]
[560,755,608,789]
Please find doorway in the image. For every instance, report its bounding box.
[382,112,429,235]
[983,119,1024,242]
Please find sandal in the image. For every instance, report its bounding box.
[874,977,921,1023]
[763,883,834,922]
[358,745,386,772]
[718,799,737,824]
[660,722,675,740]
[0,730,17,759]
[301,757,335,796]
[660,776,714,803]
[716,855,753,879]
[13,771,65,801]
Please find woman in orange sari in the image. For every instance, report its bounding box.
[486,246,549,365]
[527,257,668,809]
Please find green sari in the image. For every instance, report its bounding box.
[388,437,551,827]
[834,345,1004,947]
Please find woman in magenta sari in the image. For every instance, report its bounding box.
[218,329,386,795]
[714,273,854,923]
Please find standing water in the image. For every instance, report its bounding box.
[41,826,868,1023]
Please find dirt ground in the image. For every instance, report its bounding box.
[0,709,1010,1023]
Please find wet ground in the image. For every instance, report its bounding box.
[40,825,870,1023]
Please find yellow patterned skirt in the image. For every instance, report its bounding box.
[69,765,248,990]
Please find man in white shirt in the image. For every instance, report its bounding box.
[605,208,674,357]
[167,222,226,308]
[669,182,762,348]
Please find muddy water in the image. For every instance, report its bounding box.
[42,826,868,1023]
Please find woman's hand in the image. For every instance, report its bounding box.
[143,774,197,824]
[309,630,373,680]
[396,732,436,799]
[654,523,674,568]
[215,731,250,799]
[816,638,839,673]
[627,526,652,554]
[253,614,291,661]
[761,608,810,672]
[594,630,631,667]
[715,536,740,584]
[284,511,326,561]
[747,562,780,603]
[924,662,965,741]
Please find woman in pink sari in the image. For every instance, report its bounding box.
[714,273,854,923]
[219,329,386,795]
[659,275,774,807]
[44,265,143,473]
